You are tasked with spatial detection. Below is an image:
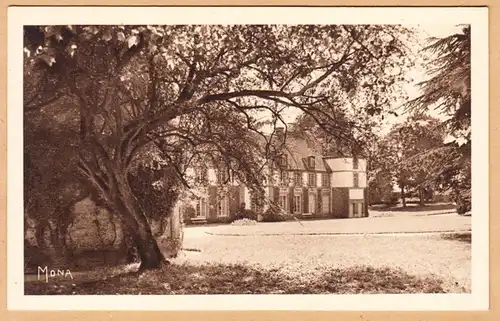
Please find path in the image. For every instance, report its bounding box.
[184,213,471,237]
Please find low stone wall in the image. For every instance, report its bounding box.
[25,197,183,271]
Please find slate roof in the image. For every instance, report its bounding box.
[280,135,331,172]
[259,130,342,173]
[250,125,357,173]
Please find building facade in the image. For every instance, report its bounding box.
[180,134,369,224]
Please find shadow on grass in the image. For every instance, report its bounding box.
[441,233,471,243]
[369,203,456,213]
[25,263,445,295]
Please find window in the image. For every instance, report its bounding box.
[217,169,233,184]
[293,195,302,213]
[309,156,315,169]
[321,194,330,214]
[352,202,359,216]
[294,172,303,186]
[280,171,289,185]
[322,173,330,188]
[217,195,229,217]
[353,172,359,188]
[196,168,208,184]
[195,198,207,217]
[308,173,316,187]
[353,157,359,169]
[308,193,316,213]
[279,195,288,212]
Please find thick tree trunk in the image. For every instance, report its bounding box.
[129,224,165,270]
[401,185,406,208]
[419,187,425,206]
[113,174,166,270]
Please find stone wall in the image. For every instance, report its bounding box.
[25,197,183,271]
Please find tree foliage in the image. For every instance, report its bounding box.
[24,101,88,258]
[374,115,445,206]
[404,26,471,213]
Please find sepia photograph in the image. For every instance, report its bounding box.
[7,6,488,311]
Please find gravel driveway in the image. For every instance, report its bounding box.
[176,214,471,293]
[202,213,471,236]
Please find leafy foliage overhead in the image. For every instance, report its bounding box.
[403,26,471,213]
[24,24,416,198]
[405,25,470,144]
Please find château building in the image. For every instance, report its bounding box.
[179,128,368,224]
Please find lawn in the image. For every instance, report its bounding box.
[369,202,456,213]
[177,232,471,293]
[25,263,445,295]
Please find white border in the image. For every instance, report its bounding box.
[7,6,489,311]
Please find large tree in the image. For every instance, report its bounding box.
[24,25,415,269]
[404,26,471,213]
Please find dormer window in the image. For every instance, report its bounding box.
[279,154,288,167]
[308,156,315,169]
[280,170,289,185]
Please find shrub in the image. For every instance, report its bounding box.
[231,218,258,226]
[25,245,52,272]
[231,208,257,222]
[182,206,196,224]
[261,203,287,222]
[455,190,471,215]
[384,193,399,206]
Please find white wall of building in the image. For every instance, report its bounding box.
[207,168,217,184]
[331,172,367,188]
[331,171,353,187]
[325,158,368,188]
[243,187,251,209]
[349,189,365,200]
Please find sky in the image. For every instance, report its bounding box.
[378,24,464,134]
[259,24,464,135]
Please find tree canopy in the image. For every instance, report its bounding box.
[404,26,471,213]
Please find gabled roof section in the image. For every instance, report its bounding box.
[260,130,330,172]
[254,127,360,172]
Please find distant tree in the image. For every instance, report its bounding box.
[24,25,415,269]
[382,115,445,207]
[364,137,396,205]
[404,26,471,213]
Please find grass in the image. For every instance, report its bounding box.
[24,263,444,295]
[442,232,471,243]
[369,203,456,213]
